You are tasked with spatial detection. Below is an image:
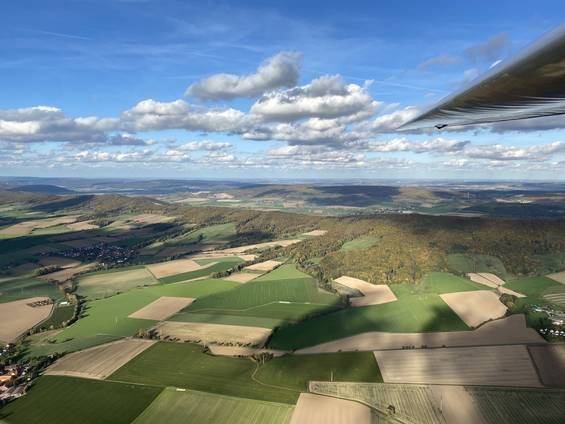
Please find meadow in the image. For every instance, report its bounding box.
[340,235,378,251]
[447,253,508,278]
[77,267,158,299]
[186,264,342,320]
[0,376,161,424]
[132,388,294,424]
[0,277,62,303]
[109,342,383,404]
[268,290,469,351]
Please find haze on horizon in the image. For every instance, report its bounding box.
[1,1,565,180]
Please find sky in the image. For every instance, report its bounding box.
[1,0,565,180]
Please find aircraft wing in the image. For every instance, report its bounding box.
[401,24,565,130]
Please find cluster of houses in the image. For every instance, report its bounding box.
[58,243,135,266]
[0,358,26,404]
[530,304,565,326]
[538,328,565,338]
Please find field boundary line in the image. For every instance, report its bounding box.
[191,301,335,314]
[250,362,299,393]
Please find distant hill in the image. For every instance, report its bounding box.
[9,184,76,195]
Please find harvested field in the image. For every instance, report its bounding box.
[244,260,282,272]
[310,382,445,424]
[374,345,542,387]
[146,259,214,279]
[0,215,78,236]
[153,321,272,346]
[297,314,544,354]
[301,230,327,236]
[440,290,507,327]
[38,256,81,268]
[129,296,195,320]
[223,273,260,283]
[528,345,565,388]
[45,339,156,379]
[547,270,565,285]
[66,220,99,231]
[310,381,565,424]
[467,272,505,288]
[543,292,565,306]
[130,213,175,224]
[133,387,294,424]
[38,262,98,282]
[0,296,53,342]
[289,393,372,424]
[334,276,397,306]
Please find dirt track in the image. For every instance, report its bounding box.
[297,314,545,354]
[45,339,156,379]
[374,345,542,387]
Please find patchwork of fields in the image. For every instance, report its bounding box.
[1,204,564,423]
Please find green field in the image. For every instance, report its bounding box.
[132,388,294,424]
[252,264,311,281]
[254,352,382,391]
[341,235,378,251]
[108,341,299,404]
[109,342,383,404]
[35,304,74,331]
[0,376,161,424]
[418,272,484,294]
[24,334,121,358]
[268,291,469,350]
[447,253,507,278]
[77,267,158,299]
[158,259,243,284]
[165,223,237,246]
[188,264,340,311]
[505,276,562,299]
[0,277,62,303]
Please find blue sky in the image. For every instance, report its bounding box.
[1,0,565,179]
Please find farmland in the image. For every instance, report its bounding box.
[77,267,158,299]
[133,388,294,424]
[185,264,343,323]
[268,290,468,350]
[0,297,53,343]
[0,376,161,424]
[46,339,156,379]
[373,345,541,387]
[108,342,384,404]
[0,277,61,303]
[48,279,239,350]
